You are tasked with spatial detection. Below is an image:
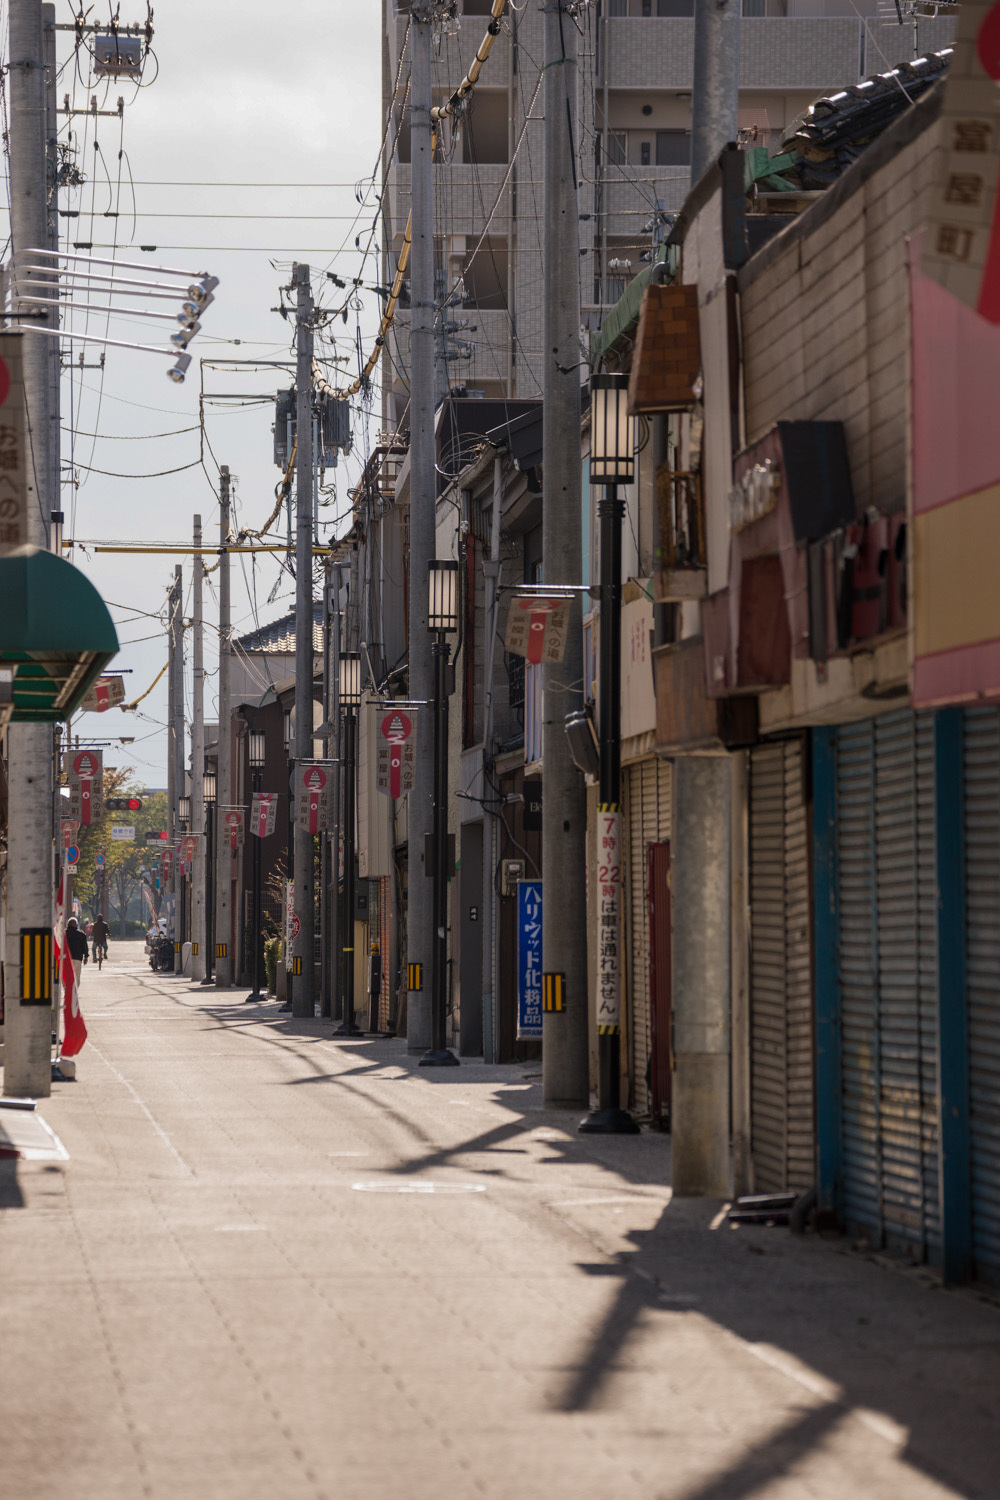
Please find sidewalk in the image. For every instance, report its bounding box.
[1,946,997,1500]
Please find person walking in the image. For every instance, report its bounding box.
[64,917,89,991]
[91,914,110,967]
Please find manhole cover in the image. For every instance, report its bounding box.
[352,1181,486,1195]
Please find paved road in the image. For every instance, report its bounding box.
[1,946,997,1500]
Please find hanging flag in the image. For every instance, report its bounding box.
[80,675,126,713]
[296,765,329,834]
[376,709,416,798]
[64,748,104,827]
[251,792,277,837]
[504,596,571,664]
[222,807,245,851]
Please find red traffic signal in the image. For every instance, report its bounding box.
[106,796,144,812]
[127,796,143,811]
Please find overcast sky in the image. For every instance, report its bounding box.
[4,0,383,786]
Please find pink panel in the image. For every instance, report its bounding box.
[913,636,1000,708]
[911,236,1000,515]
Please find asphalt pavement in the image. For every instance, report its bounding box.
[0,942,997,1500]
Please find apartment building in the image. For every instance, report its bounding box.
[380,0,954,418]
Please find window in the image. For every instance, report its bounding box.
[656,130,690,166]
[607,0,628,14]
[463,236,508,310]
[603,130,628,167]
[657,0,694,13]
[743,0,766,11]
[461,90,509,165]
[640,140,651,167]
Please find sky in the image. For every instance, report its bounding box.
[3,0,383,785]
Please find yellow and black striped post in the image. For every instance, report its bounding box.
[542,972,565,1012]
[407,962,422,992]
[191,942,198,957]
[20,928,52,1006]
[215,942,227,959]
[291,956,303,976]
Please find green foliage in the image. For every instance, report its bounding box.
[264,933,282,995]
[68,769,169,937]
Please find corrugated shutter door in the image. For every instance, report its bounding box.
[750,745,788,1192]
[835,710,940,1259]
[964,706,1000,1287]
[749,739,813,1194]
[837,721,881,1238]
[625,760,671,1117]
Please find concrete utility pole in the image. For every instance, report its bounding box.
[292,262,316,1019]
[690,0,740,185]
[191,515,206,981]
[405,0,436,1052]
[168,567,184,964]
[3,0,57,1096]
[541,0,589,1108]
[215,466,233,987]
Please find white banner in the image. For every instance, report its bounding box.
[595,808,622,1032]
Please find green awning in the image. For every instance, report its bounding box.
[0,546,119,722]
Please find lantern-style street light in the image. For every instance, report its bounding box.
[333,653,362,1037]
[421,560,460,1068]
[580,373,640,1135]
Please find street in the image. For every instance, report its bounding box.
[1,945,997,1500]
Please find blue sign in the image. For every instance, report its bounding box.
[516,880,543,1039]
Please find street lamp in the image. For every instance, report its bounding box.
[580,373,639,1135]
[421,559,460,1068]
[246,729,266,1003]
[202,767,217,984]
[178,794,191,828]
[333,652,362,1037]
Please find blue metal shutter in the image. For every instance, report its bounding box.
[835,710,940,1258]
[963,706,1000,1287]
[836,721,881,1237]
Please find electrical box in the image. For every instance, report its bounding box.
[501,858,524,897]
[319,394,351,464]
[273,389,295,468]
[93,35,143,77]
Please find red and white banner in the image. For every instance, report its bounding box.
[923,0,1000,321]
[504,596,571,664]
[0,337,28,555]
[53,874,87,1059]
[376,709,415,798]
[161,847,174,881]
[251,792,277,837]
[64,748,104,828]
[80,675,126,713]
[297,764,329,834]
[60,818,79,851]
[182,834,200,863]
[223,808,244,851]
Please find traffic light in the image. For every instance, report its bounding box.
[106,796,143,811]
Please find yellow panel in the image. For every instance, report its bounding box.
[914,481,1000,656]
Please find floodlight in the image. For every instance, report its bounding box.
[170,323,201,349]
[168,352,192,384]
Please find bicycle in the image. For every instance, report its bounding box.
[94,943,108,971]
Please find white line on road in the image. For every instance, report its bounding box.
[88,1042,194,1177]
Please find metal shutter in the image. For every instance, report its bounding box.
[749,739,813,1194]
[964,706,1000,1286]
[625,760,671,1116]
[835,710,940,1257]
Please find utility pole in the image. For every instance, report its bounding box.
[405,0,436,1053]
[541,0,589,1108]
[167,567,184,966]
[215,466,233,987]
[3,0,57,1096]
[690,0,740,185]
[191,515,206,981]
[292,262,316,1019]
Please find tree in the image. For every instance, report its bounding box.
[69,771,169,938]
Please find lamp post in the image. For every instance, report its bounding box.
[333,652,362,1038]
[580,373,640,1135]
[421,559,460,1068]
[246,729,266,1002]
[202,767,217,984]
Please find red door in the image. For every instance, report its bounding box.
[647,842,672,1126]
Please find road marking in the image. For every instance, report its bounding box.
[88,1042,194,1177]
[352,1181,486,1195]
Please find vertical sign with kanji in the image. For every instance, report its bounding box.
[504,596,571,664]
[923,0,1000,320]
[251,792,277,837]
[0,336,27,554]
[64,749,104,828]
[376,709,416,798]
[516,880,543,1039]
[297,765,329,833]
[223,808,244,852]
[595,807,622,1032]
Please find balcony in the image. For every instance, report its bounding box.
[655,465,707,601]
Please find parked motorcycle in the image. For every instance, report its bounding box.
[149,934,174,972]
